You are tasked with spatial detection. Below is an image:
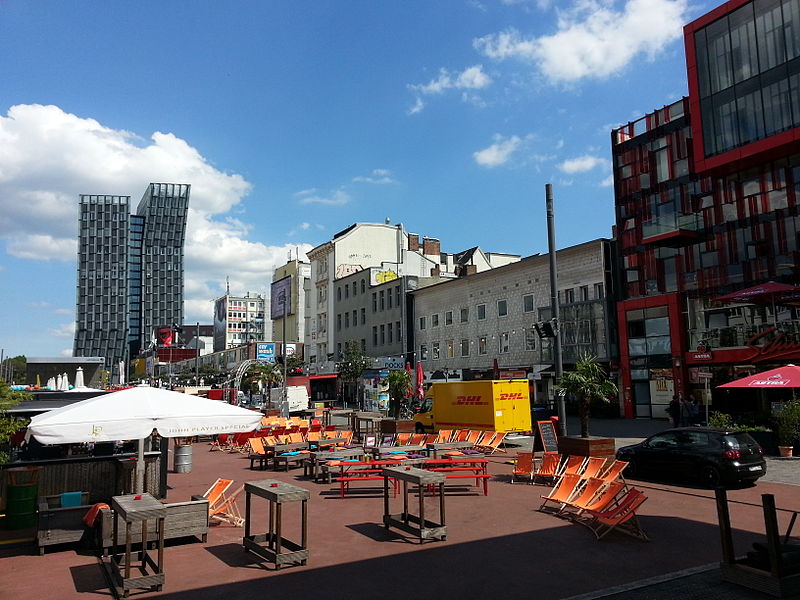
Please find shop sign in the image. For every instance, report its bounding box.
[692,352,713,360]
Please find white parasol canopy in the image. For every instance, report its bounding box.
[27,386,262,492]
[28,385,262,445]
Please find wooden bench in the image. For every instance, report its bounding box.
[336,475,397,498]
[37,492,91,555]
[98,497,209,555]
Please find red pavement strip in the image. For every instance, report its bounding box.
[2,447,798,600]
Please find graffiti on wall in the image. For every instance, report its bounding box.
[336,264,363,278]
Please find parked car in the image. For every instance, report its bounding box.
[616,427,766,487]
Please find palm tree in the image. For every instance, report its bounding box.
[386,369,412,419]
[558,354,618,438]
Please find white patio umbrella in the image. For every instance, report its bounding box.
[74,367,85,388]
[56,374,63,391]
[27,386,262,492]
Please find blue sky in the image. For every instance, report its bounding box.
[0,0,717,359]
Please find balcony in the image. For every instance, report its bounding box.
[689,320,800,351]
[641,213,704,248]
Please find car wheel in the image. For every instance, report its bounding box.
[700,465,722,488]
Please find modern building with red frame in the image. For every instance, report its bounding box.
[612,0,800,419]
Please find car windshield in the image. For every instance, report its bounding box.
[723,433,757,450]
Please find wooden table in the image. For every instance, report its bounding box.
[243,480,309,570]
[106,493,166,597]
[272,442,310,471]
[349,411,383,441]
[382,466,446,543]
[426,441,476,458]
[304,448,365,482]
[368,445,426,459]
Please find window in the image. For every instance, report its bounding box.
[479,336,487,355]
[396,321,402,341]
[498,300,508,317]
[446,340,454,358]
[525,328,537,351]
[387,290,393,309]
[460,339,470,357]
[380,324,385,345]
[372,293,377,312]
[523,294,534,312]
[361,339,366,352]
[345,285,349,299]
[361,307,366,325]
[594,283,604,299]
[432,341,440,360]
[420,344,428,360]
[337,314,342,330]
[460,307,468,323]
[345,312,350,328]
[352,310,357,327]
[395,285,401,307]
[445,311,453,325]
[372,326,378,346]
[432,314,439,327]
[379,291,385,310]
[477,304,486,320]
[499,332,510,353]
[353,281,357,296]
[361,279,366,294]
[580,286,589,301]
[564,288,575,303]
[388,322,393,344]
[419,316,426,330]
[337,287,341,301]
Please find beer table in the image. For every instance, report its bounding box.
[243,480,309,570]
[107,493,165,597]
[382,466,447,544]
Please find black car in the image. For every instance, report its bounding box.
[616,427,767,487]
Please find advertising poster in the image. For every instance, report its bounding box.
[271,276,292,319]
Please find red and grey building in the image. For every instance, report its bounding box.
[612,0,800,419]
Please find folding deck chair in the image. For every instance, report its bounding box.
[200,478,234,512]
[579,457,608,480]
[477,431,507,454]
[579,488,649,541]
[209,485,245,527]
[538,473,582,512]
[511,451,535,484]
[532,452,561,485]
[562,479,626,520]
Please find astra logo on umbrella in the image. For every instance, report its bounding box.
[751,374,789,386]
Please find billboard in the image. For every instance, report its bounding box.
[213,297,227,352]
[257,343,276,362]
[271,276,292,319]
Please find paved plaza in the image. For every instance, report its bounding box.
[1,416,798,600]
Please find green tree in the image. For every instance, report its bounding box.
[0,379,31,463]
[338,341,372,407]
[386,369,412,419]
[557,354,618,438]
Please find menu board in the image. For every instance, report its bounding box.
[533,420,559,453]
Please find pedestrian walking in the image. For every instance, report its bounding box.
[668,394,680,428]
[679,395,692,427]
[688,394,701,425]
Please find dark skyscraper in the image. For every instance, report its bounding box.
[73,183,190,380]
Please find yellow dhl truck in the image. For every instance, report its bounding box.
[412,379,532,434]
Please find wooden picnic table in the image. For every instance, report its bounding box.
[272,442,310,471]
[303,448,366,482]
[367,445,426,459]
[426,441,476,458]
[382,466,447,543]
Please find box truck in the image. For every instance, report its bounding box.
[269,385,310,415]
[412,379,532,433]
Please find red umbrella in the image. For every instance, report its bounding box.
[405,363,413,398]
[415,362,425,399]
[718,365,800,388]
[714,281,800,305]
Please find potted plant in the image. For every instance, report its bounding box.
[774,396,800,458]
[556,354,618,458]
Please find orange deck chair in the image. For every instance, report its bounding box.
[395,433,412,445]
[209,433,230,452]
[598,459,629,486]
[209,485,245,527]
[338,430,354,445]
[579,457,608,480]
[478,431,507,454]
[409,433,425,446]
[581,488,649,541]
[465,430,484,446]
[538,473,582,512]
[563,479,625,520]
[435,430,453,443]
[306,430,321,443]
[557,455,588,477]
[511,451,535,484]
[555,476,605,516]
[423,434,438,445]
[201,478,234,512]
[454,429,469,442]
[288,432,305,444]
[532,452,562,485]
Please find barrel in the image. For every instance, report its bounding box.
[173,443,193,473]
[5,466,40,530]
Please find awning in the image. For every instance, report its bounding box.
[714,281,800,305]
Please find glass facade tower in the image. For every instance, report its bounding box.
[73,183,190,379]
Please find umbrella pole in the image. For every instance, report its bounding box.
[136,438,145,493]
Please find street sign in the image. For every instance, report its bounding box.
[698,371,713,380]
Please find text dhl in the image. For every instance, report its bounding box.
[454,395,489,406]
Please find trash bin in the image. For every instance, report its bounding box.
[173,441,193,473]
[5,466,40,530]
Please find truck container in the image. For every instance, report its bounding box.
[269,385,310,414]
[412,379,531,433]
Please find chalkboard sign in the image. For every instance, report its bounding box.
[533,420,558,454]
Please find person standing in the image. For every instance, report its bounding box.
[679,395,692,427]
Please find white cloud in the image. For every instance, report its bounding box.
[297,189,351,206]
[408,65,492,113]
[473,134,523,167]
[49,322,75,338]
[473,0,688,82]
[558,154,610,173]
[60,348,73,357]
[353,169,397,185]
[0,103,315,326]
[53,308,73,315]
[600,174,615,187]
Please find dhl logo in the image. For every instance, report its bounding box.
[454,395,489,406]
[498,392,524,400]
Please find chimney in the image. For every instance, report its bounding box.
[423,237,441,257]
[408,234,420,252]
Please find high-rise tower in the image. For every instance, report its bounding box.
[73,183,190,380]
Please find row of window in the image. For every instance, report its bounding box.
[419,330,538,360]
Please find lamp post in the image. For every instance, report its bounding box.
[546,183,566,437]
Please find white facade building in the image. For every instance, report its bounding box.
[212,292,270,352]
[271,259,311,345]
